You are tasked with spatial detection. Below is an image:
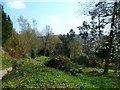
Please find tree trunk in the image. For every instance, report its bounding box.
[44,34,49,56]
[114,60,118,74]
[103,1,117,74]
[103,58,109,74]
[98,14,101,39]
[84,39,87,54]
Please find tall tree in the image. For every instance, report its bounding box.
[89,2,112,39]
[58,34,70,57]
[88,1,119,74]
[0,5,2,46]
[69,29,75,38]
[17,16,30,33]
[101,1,117,74]
[47,35,62,56]
[2,5,13,46]
[18,16,40,57]
[41,25,53,56]
[113,1,120,73]
[94,1,118,74]
[77,21,90,54]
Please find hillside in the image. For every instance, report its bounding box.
[2,56,120,89]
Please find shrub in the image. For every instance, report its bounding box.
[46,55,70,70]
[1,52,13,70]
[71,54,88,66]
[12,60,21,70]
[45,55,83,76]
[71,54,101,68]
[87,55,99,68]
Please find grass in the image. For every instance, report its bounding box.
[2,56,120,89]
[82,67,119,73]
[1,53,13,70]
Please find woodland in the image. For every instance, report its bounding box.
[0,1,120,89]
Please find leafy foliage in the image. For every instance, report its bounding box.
[2,5,13,46]
[1,2,120,89]
[69,38,83,58]
[45,55,83,76]
[71,54,101,68]
[2,57,119,88]
[1,52,13,70]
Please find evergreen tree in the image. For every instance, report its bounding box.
[2,5,13,46]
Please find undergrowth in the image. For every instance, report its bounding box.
[2,56,119,89]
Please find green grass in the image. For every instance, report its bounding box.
[34,56,50,66]
[1,53,13,70]
[2,57,120,89]
[82,67,118,73]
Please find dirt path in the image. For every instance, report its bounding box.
[0,67,13,80]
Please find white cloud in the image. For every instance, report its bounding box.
[48,15,58,22]
[6,1,26,9]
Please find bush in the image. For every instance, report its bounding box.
[71,54,101,68]
[1,52,13,70]
[12,60,21,70]
[71,54,88,66]
[45,55,83,76]
[87,55,101,68]
[46,55,70,70]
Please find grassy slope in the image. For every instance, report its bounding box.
[2,56,120,89]
[0,52,13,70]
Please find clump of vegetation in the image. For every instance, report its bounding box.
[87,55,101,68]
[71,54,101,68]
[12,60,22,70]
[1,52,13,70]
[2,58,119,88]
[45,55,83,76]
[35,56,50,66]
[71,54,88,65]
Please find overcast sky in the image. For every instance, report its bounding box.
[1,0,101,34]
